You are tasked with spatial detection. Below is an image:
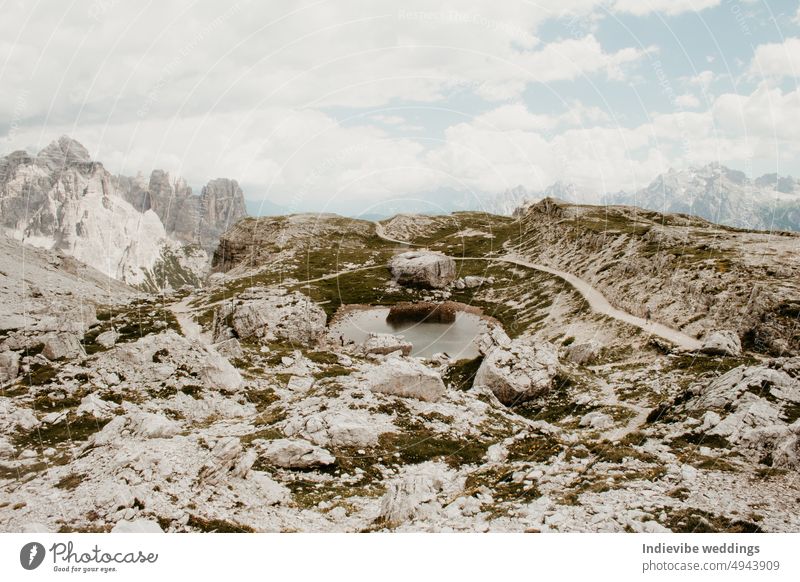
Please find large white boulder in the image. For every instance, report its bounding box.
[42,332,86,361]
[565,339,603,365]
[111,519,164,533]
[361,333,412,357]
[389,251,456,288]
[213,287,326,345]
[365,357,447,402]
[474,339,559,405]
[700,330,742,357]
[255,438,335,469]
[378,462,457,527]
[0,351,20,385]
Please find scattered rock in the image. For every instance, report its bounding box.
[212,288,326,345]
[474,339,559,405]
[378,462,458,526]
[565,340,603,365]
[579,411,613,429]
[700,330,742,357]
[95,330,119,349]
[213,338,244,359]
[41,332,86,361]
[111,519,164,533]
[255,438,335,469]
[389,251,456,288]
[0,351,20,385]
[361,333,412,357]
[364,357,447,402]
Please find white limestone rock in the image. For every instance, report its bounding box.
[255,438,335,469]
[361,333,412,357]
[378,462,459,526]
[700,330,742,357]
[0,351,20,385]
[213,338,244,360]
[212,288,326,345]
[474,339,559,405]
[389,251,456,289]
[565,339,603,365]
[95,330,119,349]
[41,332,86,361]
[363,357,447,402]
[579,411,613,429]
[111,519,164,533]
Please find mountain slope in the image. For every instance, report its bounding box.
[0,137,248,290]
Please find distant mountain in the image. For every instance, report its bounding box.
[0,136,248,290]
[607,163,800,232]
[489,182,581,216]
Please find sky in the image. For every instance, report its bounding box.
[1,0,799,215]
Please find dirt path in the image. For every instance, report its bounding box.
[497,254,702,351]
[169,294,211,344]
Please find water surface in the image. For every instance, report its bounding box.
[332,307,485,359]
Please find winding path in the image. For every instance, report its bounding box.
[497,254,702,351]
[374,223,702,351]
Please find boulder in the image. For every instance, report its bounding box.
[700,330,742,357]
[688,357,800,468]
[476,326,511,356]
[565,339,603,365]
[365,357,447,402]
[0,351,20,385]
[474,339,559,405]
[95,330,119,349]
[41,332,85,361]
[361,333,412,357]
[198,437,254,485]
[213,338,244,359]
[111,519,164,533]
[378,462,455,526]
[200,348,244,391]
[463,275,491,288]
[579,411,613,429]
[212,288,326,345]
[389,251,456,289]
[256,438,335,469]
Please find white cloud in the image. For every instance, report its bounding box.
[675,93,701,108]
[749,37,800,78]
[612,0,721,17]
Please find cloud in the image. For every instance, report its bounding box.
[748,37,800,78]
[608,0,725,17]
[675,93,701,108]
[612,0,721,17]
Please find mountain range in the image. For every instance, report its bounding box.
[488,163,800,232]
[0,136,247,290]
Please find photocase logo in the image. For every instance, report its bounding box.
[20,542,46,570]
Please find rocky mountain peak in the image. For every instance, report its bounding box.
[35,135,93,173]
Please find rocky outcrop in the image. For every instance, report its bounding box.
[565,339,603,365]
[254,438,335,469]
[687,358,800,468]
[389,251,456,288]
[360,333,412,356]
[700,330,742,357]
[42,333,86,361]
[127,172,248,254]
[474,339,559,405]
[212,288,327,346]
[363,357,447,402]
[378,462,460,527]
[0,351,20,385]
